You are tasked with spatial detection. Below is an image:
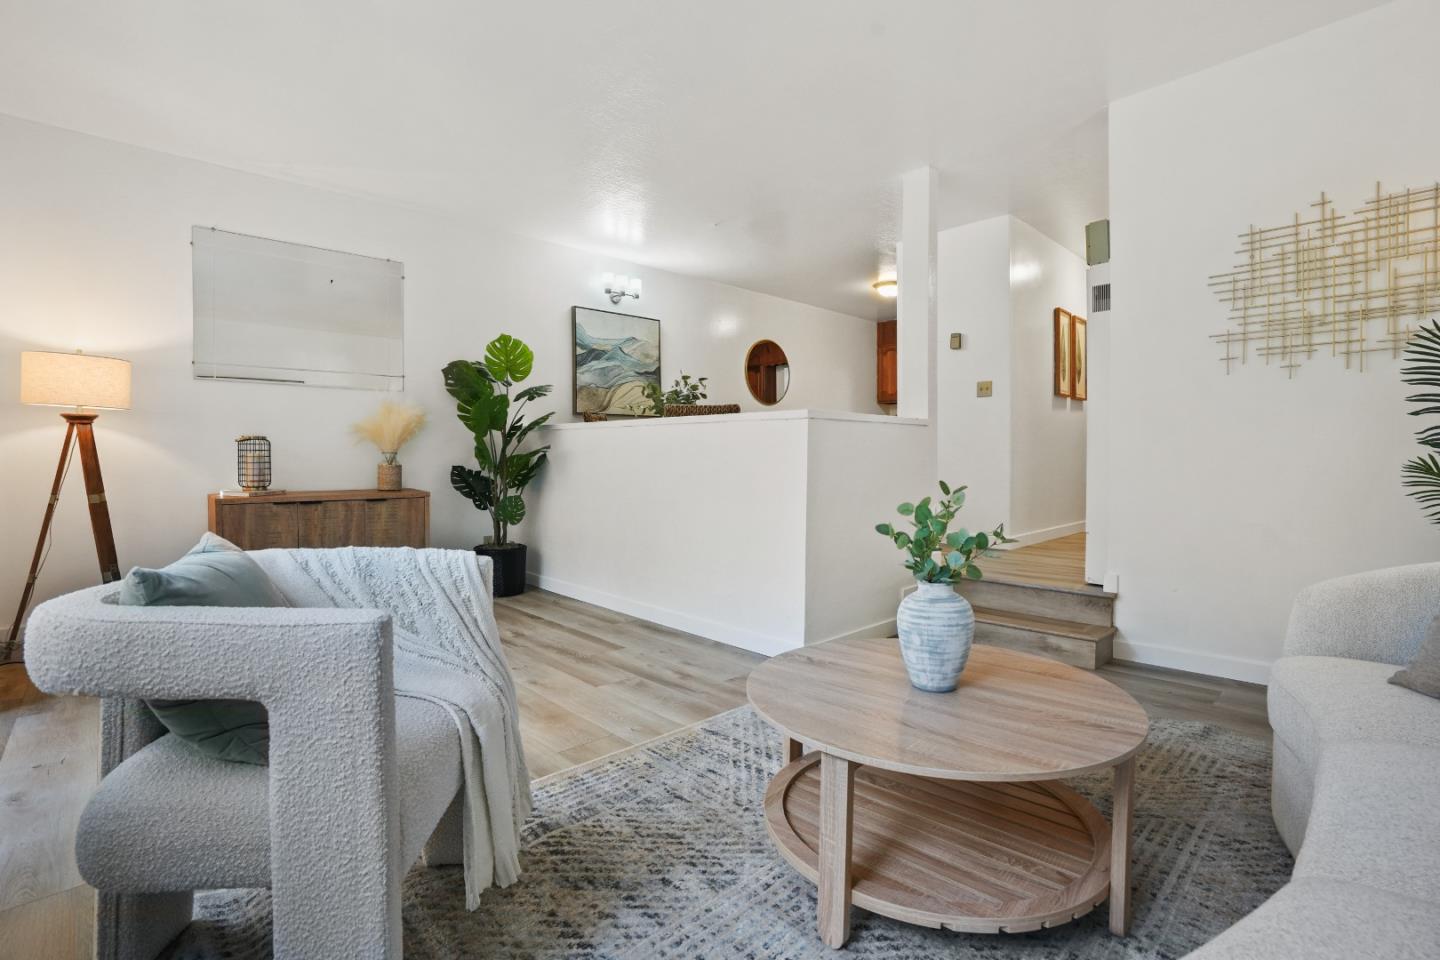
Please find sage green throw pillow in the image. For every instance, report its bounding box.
[118,533,287,764]
[1389,615,1440,700]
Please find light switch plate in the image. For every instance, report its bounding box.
[976,380,993,397]
[949,333,963,350]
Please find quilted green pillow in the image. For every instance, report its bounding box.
[118,533,286,765]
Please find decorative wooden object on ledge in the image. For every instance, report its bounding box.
[662,404,741,417]
[207,488,429,549]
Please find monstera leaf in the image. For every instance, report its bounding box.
[495,495,526,525]
[484,334,534,383]
[450,465,494,510]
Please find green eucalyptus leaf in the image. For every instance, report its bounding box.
[938,480,951,495]
[897,502,915,516]
[875,523,894,536]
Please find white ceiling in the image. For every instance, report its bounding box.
[0,0,1390,318]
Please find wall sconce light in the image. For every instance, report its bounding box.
[603,273,642,305]
[872,279,898,298]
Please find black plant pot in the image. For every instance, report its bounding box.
[475,542,528,598]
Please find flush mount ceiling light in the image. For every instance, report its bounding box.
[603,272,642,305]
[873,279,898,298]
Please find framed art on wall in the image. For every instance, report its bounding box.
[572,306,661,416]
[1054,307,1073,397]
[1071,313,1087,401]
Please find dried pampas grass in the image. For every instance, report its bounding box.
[352,401,426,455]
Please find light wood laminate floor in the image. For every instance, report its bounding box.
[0,588,1267,959]
[983,532,1091,589]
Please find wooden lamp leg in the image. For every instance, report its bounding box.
[3,413,119,662]
[68,414,122,584]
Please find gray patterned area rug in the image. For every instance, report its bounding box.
[169,707,1290,959]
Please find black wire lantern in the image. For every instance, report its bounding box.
[235,435,272,492]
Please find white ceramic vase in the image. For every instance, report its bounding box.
[896,581,975,692]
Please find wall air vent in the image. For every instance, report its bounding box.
[1086,260,1111,314]
[1092,282,1111,314]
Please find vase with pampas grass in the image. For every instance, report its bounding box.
[352,401,426,491]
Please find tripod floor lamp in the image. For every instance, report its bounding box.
[4,350,131,663]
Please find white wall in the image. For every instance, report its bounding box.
[936,217,1013,533]
[526,414,811,654]
[1100,0,1440,682]
[0,115,880,637]
[527,410,933,656]
[935,215,1086,543]
[804,413,936,644]
[1008,218,1087,541]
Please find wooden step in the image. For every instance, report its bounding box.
[957,577,1115,627]
[971,606,1114,671]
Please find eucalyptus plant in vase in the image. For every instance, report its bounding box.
[876,481,1014,691]
[444,334,552,597]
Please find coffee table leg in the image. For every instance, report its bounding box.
[817,753,856,948]
[1110,756,1136,935]
[784,734,804,764]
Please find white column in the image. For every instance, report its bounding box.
[897,167,937,420]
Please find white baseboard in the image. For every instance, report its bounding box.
[1112,637,1273,686]
[812,617,897,646]
[525,572,800,658]
[1000,520,1086,549]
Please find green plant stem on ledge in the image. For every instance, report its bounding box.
[876,481,1015,584]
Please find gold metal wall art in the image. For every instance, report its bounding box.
[1210,182,1440,377]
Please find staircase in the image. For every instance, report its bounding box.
[955,576,1116,670]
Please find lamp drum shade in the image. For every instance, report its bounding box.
[21,351,132,410]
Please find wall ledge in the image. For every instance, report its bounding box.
[546,408,929,431]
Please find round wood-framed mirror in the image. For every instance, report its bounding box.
[745,340,790,405]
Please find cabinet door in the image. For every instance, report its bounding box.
[297,501,368,548]
[877,320,898,404]
[366,498,426,547]
[215,502,299,549]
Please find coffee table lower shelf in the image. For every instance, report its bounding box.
[763,753,1114,936]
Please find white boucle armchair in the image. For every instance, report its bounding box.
[25,582,468,960]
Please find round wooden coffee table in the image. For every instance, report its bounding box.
[748,636,1148,949]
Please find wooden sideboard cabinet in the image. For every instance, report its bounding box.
[207,489,430,550]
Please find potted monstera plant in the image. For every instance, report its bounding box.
[443,334,552,597]
[876,481,1014,691]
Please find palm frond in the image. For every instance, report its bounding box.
[1401,321,1440,384]
[1402,453,1440,523]
[1402,321,1440,524]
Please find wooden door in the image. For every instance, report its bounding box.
[876,320,897,404]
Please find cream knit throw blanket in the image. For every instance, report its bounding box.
[260,547,531,910]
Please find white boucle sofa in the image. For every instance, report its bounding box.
[1185,562,1440,959]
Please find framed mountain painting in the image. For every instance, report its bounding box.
[572,306,661,416]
